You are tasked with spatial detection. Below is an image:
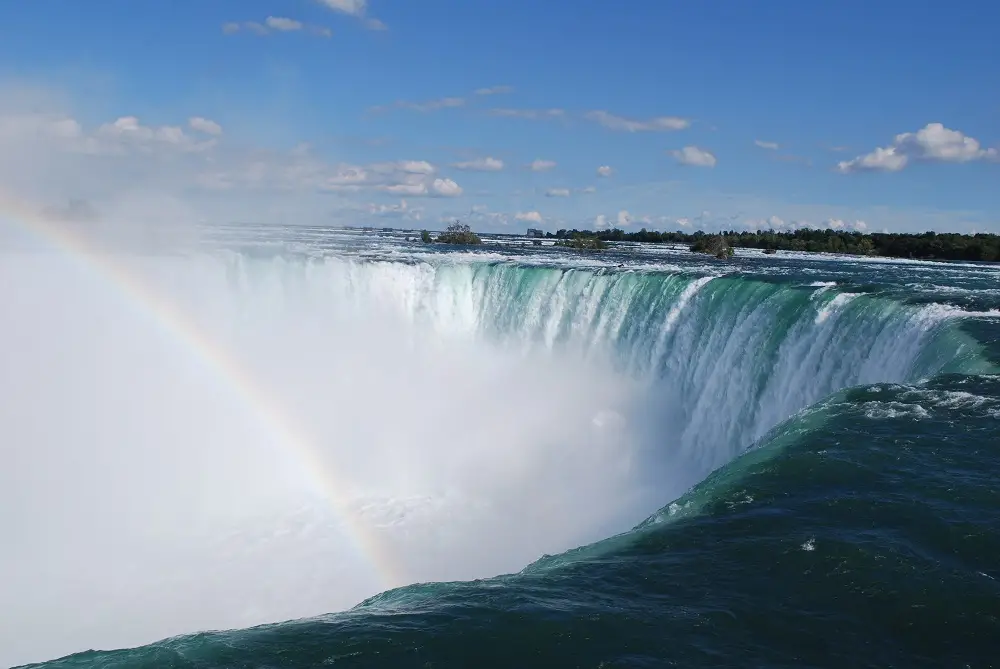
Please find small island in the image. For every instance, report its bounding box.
[421,221,483,245]
[555,234,608,251]
[689,234,734,259]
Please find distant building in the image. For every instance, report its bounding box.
[526,228,544,238]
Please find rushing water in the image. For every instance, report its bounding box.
[3,226,999,668]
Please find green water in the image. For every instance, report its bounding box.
[14,231,1000,668]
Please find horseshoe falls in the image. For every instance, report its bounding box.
[3,227,999,668]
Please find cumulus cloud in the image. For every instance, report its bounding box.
[837,123,997,173]
[589,210,631,229]
[318,0,365,15]
[823,218,868,231]
[585,110,689,132]
[596,165,613,177]
[0,112,220,156]
[369,199,407,215]
[545,188,570,197]
[316,0,386,28]
[430,178,463,197]
[739,215,861,232]
[515,211,543,224]
[580,186,596,194]
[754,139,779,150]
[671,146,717,167]
[452,157,504,172]
[529,159,556,171]
[0,89,468,237]
[189,117,223,136]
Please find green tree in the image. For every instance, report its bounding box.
[436,221,483,245]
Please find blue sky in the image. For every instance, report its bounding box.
[1,0,998,233]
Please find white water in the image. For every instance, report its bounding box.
[0,250,661,666]
[0,247,962,666]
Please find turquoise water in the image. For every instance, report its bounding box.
[10,228,1000,668]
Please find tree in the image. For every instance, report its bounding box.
[436,221,483,245]
[420,230,433,243]
[689,234,734,259]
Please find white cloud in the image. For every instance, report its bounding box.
[3,112,220,155]
[474,86,513,96]
[373,97,466,114]
[452,157,504,171]
[671,146,717,167]
[545,188,570,197]
[739,215,862,232]
[189,117,223,136]
[836,147,908,173]
[371,160,435,175]
[529,159,556,171]
[837,123,997,173]
[225,21,261,35]
[316,0,386,30]
[744,215,787,231]
[580,186,596,194]
[368,199,424,220]
[489,108,565,120]
[515,211,543,224]
[372,85,515,115]
[0,93,467,229]
[585,110,690,132]
[318,0,366,16]
[754,139,779,150]
[466,205,510,227]
[824,218,867,231]
[222,18,330,37]
[266,16,303,31]
[588,210,632,229]
[431,178,463,197]
[596,165,613,177]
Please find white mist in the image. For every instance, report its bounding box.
[0,246,671,667]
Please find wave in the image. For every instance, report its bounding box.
[2,249,997,667]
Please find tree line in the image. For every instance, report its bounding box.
[543,228,1000,262]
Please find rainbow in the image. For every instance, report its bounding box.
[0,192,406,592]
